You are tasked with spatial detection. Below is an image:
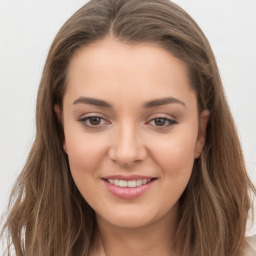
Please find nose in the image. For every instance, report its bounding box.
[108,124,147,168]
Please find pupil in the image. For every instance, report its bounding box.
[155,118,166,126]
[90,117,101,125]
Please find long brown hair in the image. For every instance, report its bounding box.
[1,0,255,255]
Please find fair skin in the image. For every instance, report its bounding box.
[55,37,209,256]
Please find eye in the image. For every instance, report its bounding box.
[147,117,177,128]
[79,116,110,128]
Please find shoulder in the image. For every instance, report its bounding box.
[244,235,256,256]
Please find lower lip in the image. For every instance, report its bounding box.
[102,179,155,199]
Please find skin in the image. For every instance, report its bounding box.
[55,36,209,256]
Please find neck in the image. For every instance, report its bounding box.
[92,204,180,256]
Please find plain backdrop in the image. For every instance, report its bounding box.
[0,0,256,245]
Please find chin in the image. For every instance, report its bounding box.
[96,203,176,230]
[100,214,155,229]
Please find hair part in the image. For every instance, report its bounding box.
[1,0,255,255]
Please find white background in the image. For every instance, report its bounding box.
[0,0,255,243]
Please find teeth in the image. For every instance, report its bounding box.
[128,180,136,188]
[136,179,142,186]
[119,180,127,187]
[142,179,148,185]
[107,179,151,188]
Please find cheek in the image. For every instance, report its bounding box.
[64,131,108,206]
[152,133,196,175]
[142,132,197,220]
[64,127,108,175]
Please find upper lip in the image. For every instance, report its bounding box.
[102,175,156,181]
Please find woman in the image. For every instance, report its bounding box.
[1,0,255,255]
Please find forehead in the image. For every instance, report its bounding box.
[64,37,196,108]
[67,37,189,79]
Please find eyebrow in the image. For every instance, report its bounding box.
[72,96,185,108]
[73,97,112,108]
[144,97,186,108]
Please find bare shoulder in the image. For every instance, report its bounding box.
[244,235,256,256]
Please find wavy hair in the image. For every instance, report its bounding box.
[1,0,255,255]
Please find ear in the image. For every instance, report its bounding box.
[54,104,62,123]
[54,104,67,153]
[194,109,210,159]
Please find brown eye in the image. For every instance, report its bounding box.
[89,117,102,126]
[146,117,177,128]
[79,116,110,129]
[154,118,168,126]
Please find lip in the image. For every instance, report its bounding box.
[102,176,157,199]
[102,175,154,181]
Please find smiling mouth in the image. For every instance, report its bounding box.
[103,178,156,188]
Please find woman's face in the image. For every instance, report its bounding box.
[59,37,209,229]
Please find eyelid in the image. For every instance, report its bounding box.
[77,112,178,130]
[145,114,178,129]
[78,113,111,129]
[145,112,177,122]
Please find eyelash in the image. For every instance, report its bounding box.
[78,116,177,129]
[146,117,177,128]
[79,116,110,129]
